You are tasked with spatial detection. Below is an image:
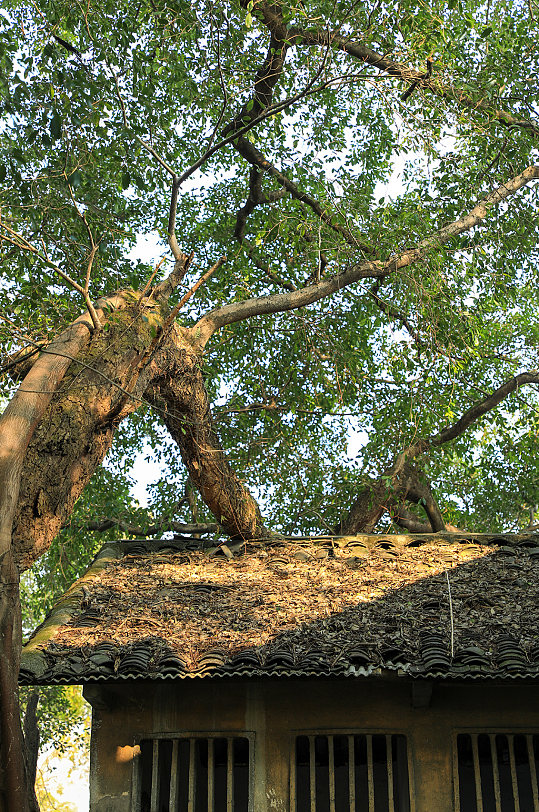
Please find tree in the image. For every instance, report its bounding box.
[1,0,538,805]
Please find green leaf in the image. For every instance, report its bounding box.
[50,112,62,140]
[69,169,82,189]
[121,171,131,190]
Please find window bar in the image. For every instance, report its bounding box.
[169,740,180,812]
[131,746,142,812]
[526,735,539,812]
[208,738,215,812]
[508,736,521,812]
[290,741,297,812]
[309,736,316,812]
[367,735,375,812]
[187,738,196,812]
[454,742,461,812]
[488,734,502,812]
[328,736,336,812]
[471,734,484,812]
[227,737,234,812]
[386,735,395,812]
[150,739,161,812]
[348,735,356,812]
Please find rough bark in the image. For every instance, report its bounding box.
[336,477,388,535]
[2,287,270,808]
[0,550,26,812]
[22,691,40,812]
[13,302,272,569]
[145,327,270,541]
[338,462,445,535]
[1,281,269,807]
[0,308,109,812]
[13,297,167,570]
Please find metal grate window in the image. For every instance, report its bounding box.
[456,733,539,811]
[134,736,251,812]
[293,734,411,812]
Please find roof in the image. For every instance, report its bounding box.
[19,533,539,685]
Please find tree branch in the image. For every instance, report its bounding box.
[257,3,539,138]
[231,135,371,250]
[429,370,539,448]
[144,335,272,542]
[222,31,290,137]
[234,167,286,242]
[83,517,220,536]
[341,369,539,535]
[390,506,434,534]
[0,224,101,331]
[242,239,296,291]
[192,165,539,346]
[152,250,194,304]
[368,281,424,348]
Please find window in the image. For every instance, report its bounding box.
[456,733,539,811]
[134,736,252,812]
[293,734,411,811]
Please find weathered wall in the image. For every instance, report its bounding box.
[83,677,539,811]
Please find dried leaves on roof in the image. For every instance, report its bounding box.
[20,535,539,683]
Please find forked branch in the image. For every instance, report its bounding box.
[0,223,101,330]
[341,369,539,534]
[256,2,539,138]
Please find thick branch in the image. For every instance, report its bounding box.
[152,249,194,304]
[144,333,271,541]
[222,32,289,136]
[193,166,539,346]
[390,506,433,534]
[167,177,183,262]
[341,369,539,535]
[405,474,446,532]
[257,4,539,138]
[430,371,539,448]
[234,167,286,242]
[338,463,444,534]
[84,517,220,536]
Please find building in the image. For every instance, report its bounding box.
[20,532,539,811]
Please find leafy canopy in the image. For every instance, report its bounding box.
[1,0,539,598]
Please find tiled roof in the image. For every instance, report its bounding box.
[19,533,539,685]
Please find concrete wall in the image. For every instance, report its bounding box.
[83,677,539,811]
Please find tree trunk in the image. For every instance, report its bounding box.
[1,293,271,808]
[22,691,40,812]
[12,298,163,569]
[0,300,126,810]
[336,477,388,534]
[0,550,26,812]
[338,462,446,535]
[145,327,270,541]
